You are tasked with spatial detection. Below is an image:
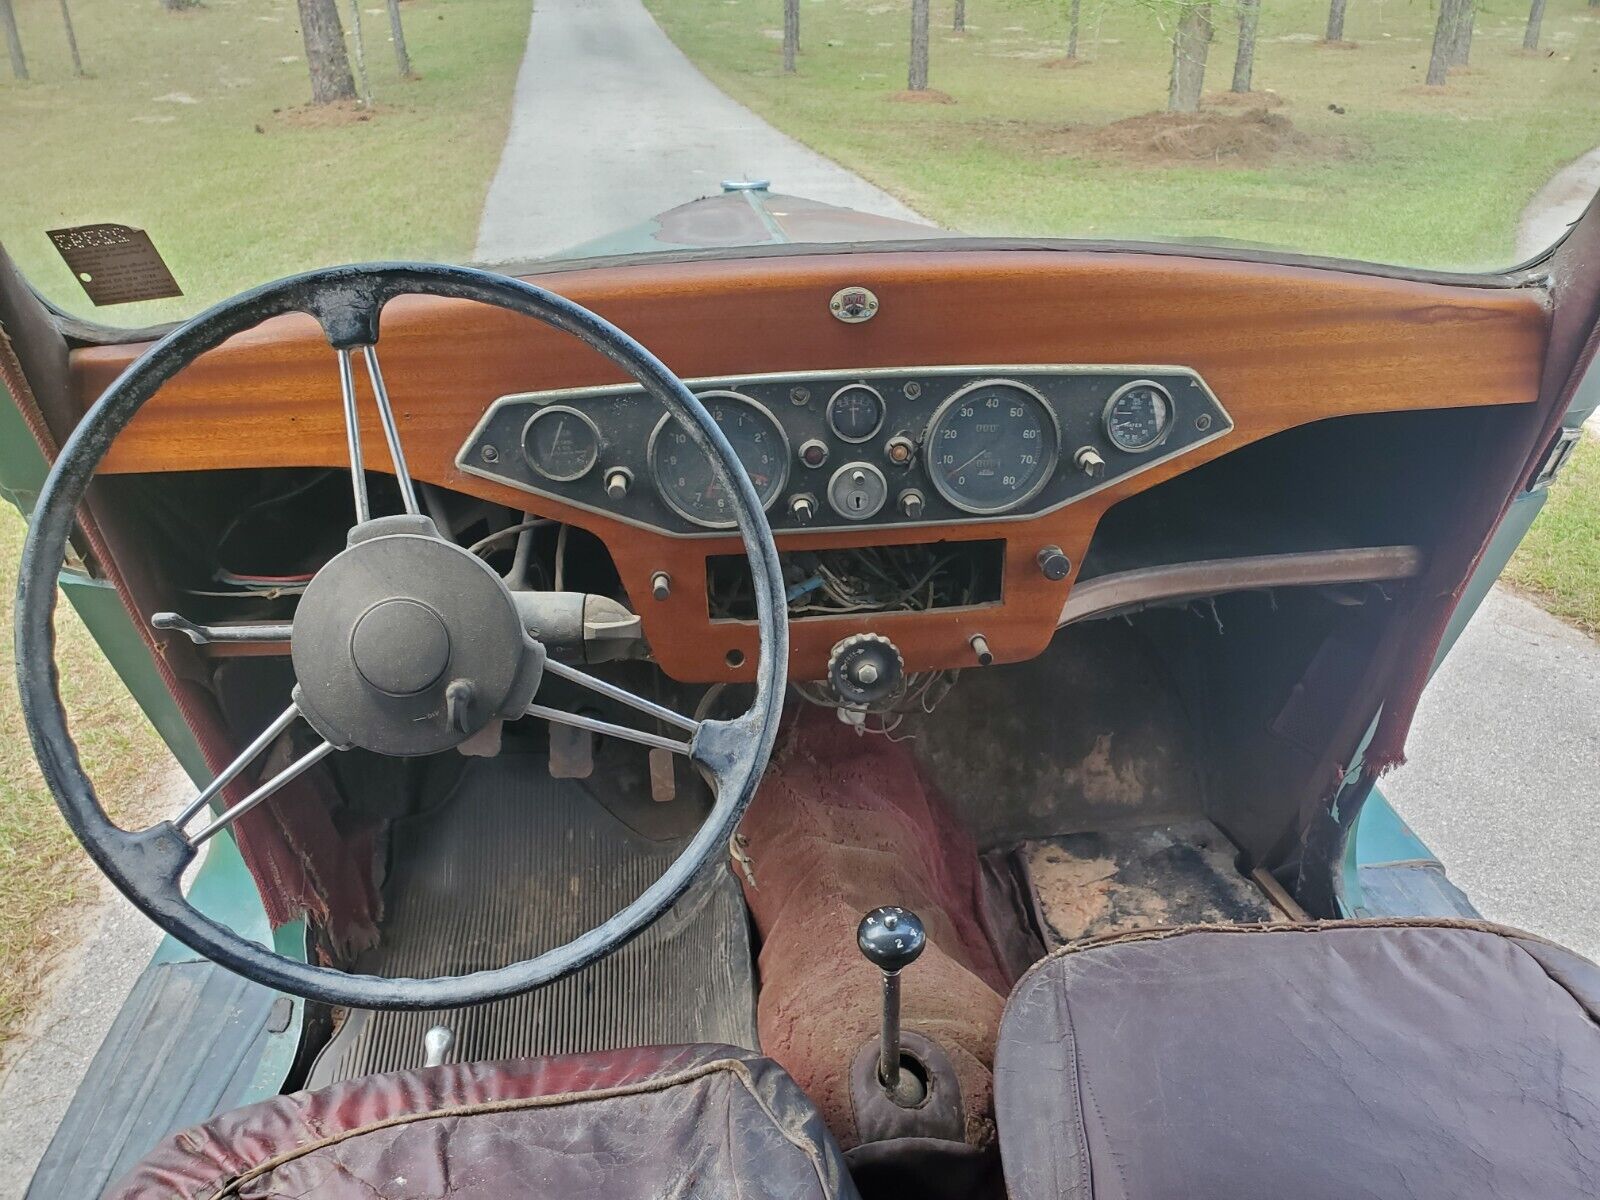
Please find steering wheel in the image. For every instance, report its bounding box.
[14,263,789,1010]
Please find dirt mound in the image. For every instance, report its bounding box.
[1204,87,1286,108]
[1083,107,1340,166]
[1041,54,1086,69]
[888,87,957,104]
[1316,38,1359,49]
[273,100,390,129]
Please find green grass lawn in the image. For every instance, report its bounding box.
[1507,436,1600,636]
[0,0,532,325]
[0,506,171,1048]
[645,0,1600,270]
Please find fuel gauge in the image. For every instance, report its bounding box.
[522,406,600,482]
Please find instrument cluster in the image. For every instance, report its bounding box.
[457,366,1231,537]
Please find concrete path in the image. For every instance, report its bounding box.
[1384,586,1600,962]
[472,0,925,264]
[0,763,188,1200]
[1517,146,1600,262]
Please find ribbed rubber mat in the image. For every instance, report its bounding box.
[306,757,757,1087]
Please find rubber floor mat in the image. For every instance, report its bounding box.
[1017,820,1281,947]
[307,756,756,1087]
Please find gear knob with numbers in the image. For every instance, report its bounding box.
[857,906,927,974]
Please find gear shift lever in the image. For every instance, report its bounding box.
[857,906,927,1101]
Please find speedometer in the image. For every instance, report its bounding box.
[925,380,1059,515]
[648,391,789,529]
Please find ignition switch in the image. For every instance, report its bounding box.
[828,462,889,521]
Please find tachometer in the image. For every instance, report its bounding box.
[925,380,1058,515]
[1103,380,1174,453]
[649,391,789,528]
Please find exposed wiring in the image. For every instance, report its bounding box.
[465,518,554,558]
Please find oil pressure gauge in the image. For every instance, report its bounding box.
[1103,381,1174,453]
[522,405,600,482]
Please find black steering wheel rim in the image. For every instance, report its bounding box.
[14,262,789,1010]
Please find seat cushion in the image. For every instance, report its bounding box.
[995,920,1600,1200]
[108,1043,860,1200]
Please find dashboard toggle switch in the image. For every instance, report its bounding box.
[1074,446,1107,479]
[898,489,925,519]
[789,493,818,523]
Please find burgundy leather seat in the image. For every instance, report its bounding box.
[995,920,1600,1200]
[108,1043,860,1200]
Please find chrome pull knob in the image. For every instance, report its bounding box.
[423,1024,454,1068]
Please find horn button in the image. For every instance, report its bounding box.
[291,516,545,757]
[351,599,451,695]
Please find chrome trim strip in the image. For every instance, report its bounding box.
[1058,546,1426,626]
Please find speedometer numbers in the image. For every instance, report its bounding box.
[926,381,1059,515]
[648,391,789,529]
[1103,381,1174,453]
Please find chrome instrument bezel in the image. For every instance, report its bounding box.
[923,378,1063,516]
[646,390,791,529]
[826,383,887,444]
[521,404,601,482]
[1102,379,1176,454]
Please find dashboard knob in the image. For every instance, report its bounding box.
[827,633,905,707]
[790,494,817,523]
[898,489,925,519]
[1036,546,1072,581]
[604,468,632,500]
[1074,446,1107,479]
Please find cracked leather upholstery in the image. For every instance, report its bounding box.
[996,920,1600,1199]
[106,1043,860,1200]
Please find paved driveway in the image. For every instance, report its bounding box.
[473,0,924,263]
[1384,586,1600,961]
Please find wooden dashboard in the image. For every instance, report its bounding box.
[71,248,1548,682]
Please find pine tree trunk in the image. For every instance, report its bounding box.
[347,0,371,103]
[1167,3,1212,112]
[1425,0,1457,84]
[1232,0,1259,91]
[1448,0,1474,65]
[297,0,356,104]
[58,0,82,76]
[0,0,26,81]
[783,0,798,71]
[908,0,929,89]
[1324,0,1347,41]
[954,0,965,32]
[386,0,412,78]
[1523,0,1545,48]
[1067,0,1080,58]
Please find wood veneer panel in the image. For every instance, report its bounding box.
[70,250,1547,681]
